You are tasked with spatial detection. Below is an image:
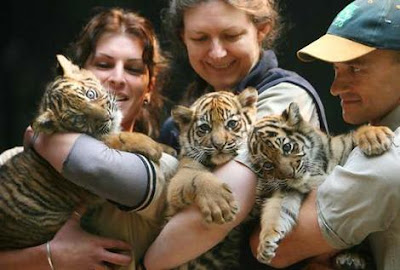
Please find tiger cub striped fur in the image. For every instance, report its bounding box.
[167,88,258,226]
[248,102,394,268]
[166,87,258,270]
[0,55,165,249]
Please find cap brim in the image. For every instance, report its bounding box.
[297,34,376,62]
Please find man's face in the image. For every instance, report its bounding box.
[331,50,400,125]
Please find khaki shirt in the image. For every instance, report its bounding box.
[318,106,400,270]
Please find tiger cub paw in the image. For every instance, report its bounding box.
[335,252,367,270]
[159,143,178,158]
[355,125,394,156]
[197,181,239,224]
[103,131,163,162]
[257,228,284,264]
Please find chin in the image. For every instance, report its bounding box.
[342,113,368,125]
[211,153,235,166]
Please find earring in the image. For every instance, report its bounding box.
[143,92,151,106]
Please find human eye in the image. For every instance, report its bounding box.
[224,33,242,42]
[126,65,146,75]
[350,65,362,73]
[190,35,208,42]
[94,61,112,69]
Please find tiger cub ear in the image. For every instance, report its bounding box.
[282,102,303,127]
[237,87,258,123]
[237,87,258,108]
[56,54,81,78]
[32,109,58,134]
[171,105,194,129]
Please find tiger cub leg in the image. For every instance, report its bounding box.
[167,157,239,224]
[103,131,165,162]
[354,125,394,156]
[257,190,304,264]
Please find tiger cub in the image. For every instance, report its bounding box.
[0,55,165,249]
[248,102,394,268]
[166,87,258,225]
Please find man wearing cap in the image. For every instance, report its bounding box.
[250,0,400,269]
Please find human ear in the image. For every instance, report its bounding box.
[256,22,272,43]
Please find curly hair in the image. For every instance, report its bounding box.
[163,0,282,55]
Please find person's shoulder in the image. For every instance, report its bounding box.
[258,82,313,101]
[346,135,400,182]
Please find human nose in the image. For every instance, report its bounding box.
[107,63,126,90]
[208,39,227,59]
[330,67,350,97]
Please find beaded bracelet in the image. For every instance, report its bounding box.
[46,241,55,270]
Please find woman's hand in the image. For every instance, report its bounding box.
[49,207,132,270]
[23,126,80,172]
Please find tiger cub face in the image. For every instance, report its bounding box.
[172,87,258,166]
[248,102,311,184]
[32,55,122,139]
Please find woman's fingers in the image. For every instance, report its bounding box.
[97,235,132,266]
[70,204,87,222]
[101,248,132,266]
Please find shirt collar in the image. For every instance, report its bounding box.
[377,105,400,131]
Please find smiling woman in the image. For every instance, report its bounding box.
[0,7,177,270]
[69,8,168,138]
[147,0,329,269]
[181,0,268,90]
[84,33,151,132]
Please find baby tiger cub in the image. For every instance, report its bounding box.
[248,102,394,269]
[166,87,258,225]
[0,55,166,249]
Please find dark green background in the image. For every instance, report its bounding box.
[1,0,351,152]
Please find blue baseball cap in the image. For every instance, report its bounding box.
[298,0,400,62]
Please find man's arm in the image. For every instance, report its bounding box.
[249,190,337,268]
[143,160,257,269]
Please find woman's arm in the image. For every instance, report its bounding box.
[0,244,48,270]
[143,84,318,269]
[143,160,257,269]
[0,209,132,270]
[32,133,158,209]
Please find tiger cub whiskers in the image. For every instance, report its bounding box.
[0,55,165,249]
[167,88,258,226]
[167,87,258,270]
[248,102,394,269]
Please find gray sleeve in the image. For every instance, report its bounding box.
[62,134,157,211]
[317,131,400,249]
